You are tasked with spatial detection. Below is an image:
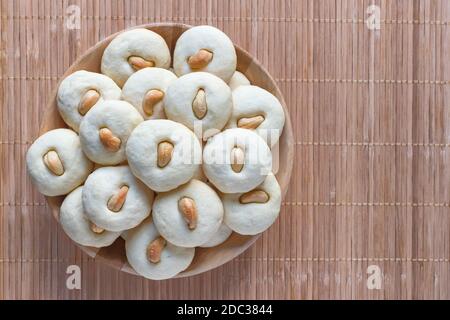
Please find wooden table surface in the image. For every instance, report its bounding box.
[1,0,450,300]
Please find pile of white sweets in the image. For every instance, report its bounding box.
[26,25,286,280]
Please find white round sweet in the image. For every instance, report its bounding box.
[57,70,121,132]
[126,120,202,192]
[203,128,272,193]
[173,25,237,82]
[164,72,232,140]
[126,217,195,280]
[101,28,171,87]
[26,129,93,196]
[228,71,250,90]
[200,222,232,248]
[121,68,177,120]
[152,179,223,248]
[79,100,143,165]
[82,166,154,232]
[225,85,285,147]
[222,173,281,235]
[60,186,121,247]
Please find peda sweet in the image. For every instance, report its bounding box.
[121,67,177,120]
[164,72,232,140]
[57,70,121,132]
[228,71,250,90]
[26,128,93,196]
[200,222,232,248]
[126,119,202,192]
[173,25,237,82]
[126,217,195,280]
[152,179,223,248]
[222,173,281,235]
[82,166,154,232]
[60,186,121,247]
[225,85,285,147]
[203,128,272,193]
[101,28,171,87]
[79,100,143,165]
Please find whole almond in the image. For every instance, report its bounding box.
[187,49,213,70]
[230,147,244,173]
[147,236,166,264]
[192,89,207,119]
[142,89,164,116]
[239,190,270,204]
[78,89,100,115]
[128,56,155,70]
[157,141,174,168]
[99,127,122,152]
[43,150,64,176]
[107,185,129,212]
[237,115,265,129]
[178,197,197,230]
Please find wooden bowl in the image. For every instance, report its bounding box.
[40,23,294,278]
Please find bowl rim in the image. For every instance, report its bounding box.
[40,22,294,279]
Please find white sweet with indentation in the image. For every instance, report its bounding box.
[60,186,121,247]
[173,25,236,82]
[164,72,232,140]
[79,100,143,165]
[203,128,272,193]
[126,119,202,192]
[101,28,171,87]
[26,128,93,196]
[152,180,223,248]
[121,67,177,120]
[57,70,121,132]
[222,173,281,235]
[225,85,285,147]
[82,166,154,232]
[126,217,195,280]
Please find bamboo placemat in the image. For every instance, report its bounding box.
[1,0,450,300]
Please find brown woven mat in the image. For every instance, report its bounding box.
[1,0,450,299]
